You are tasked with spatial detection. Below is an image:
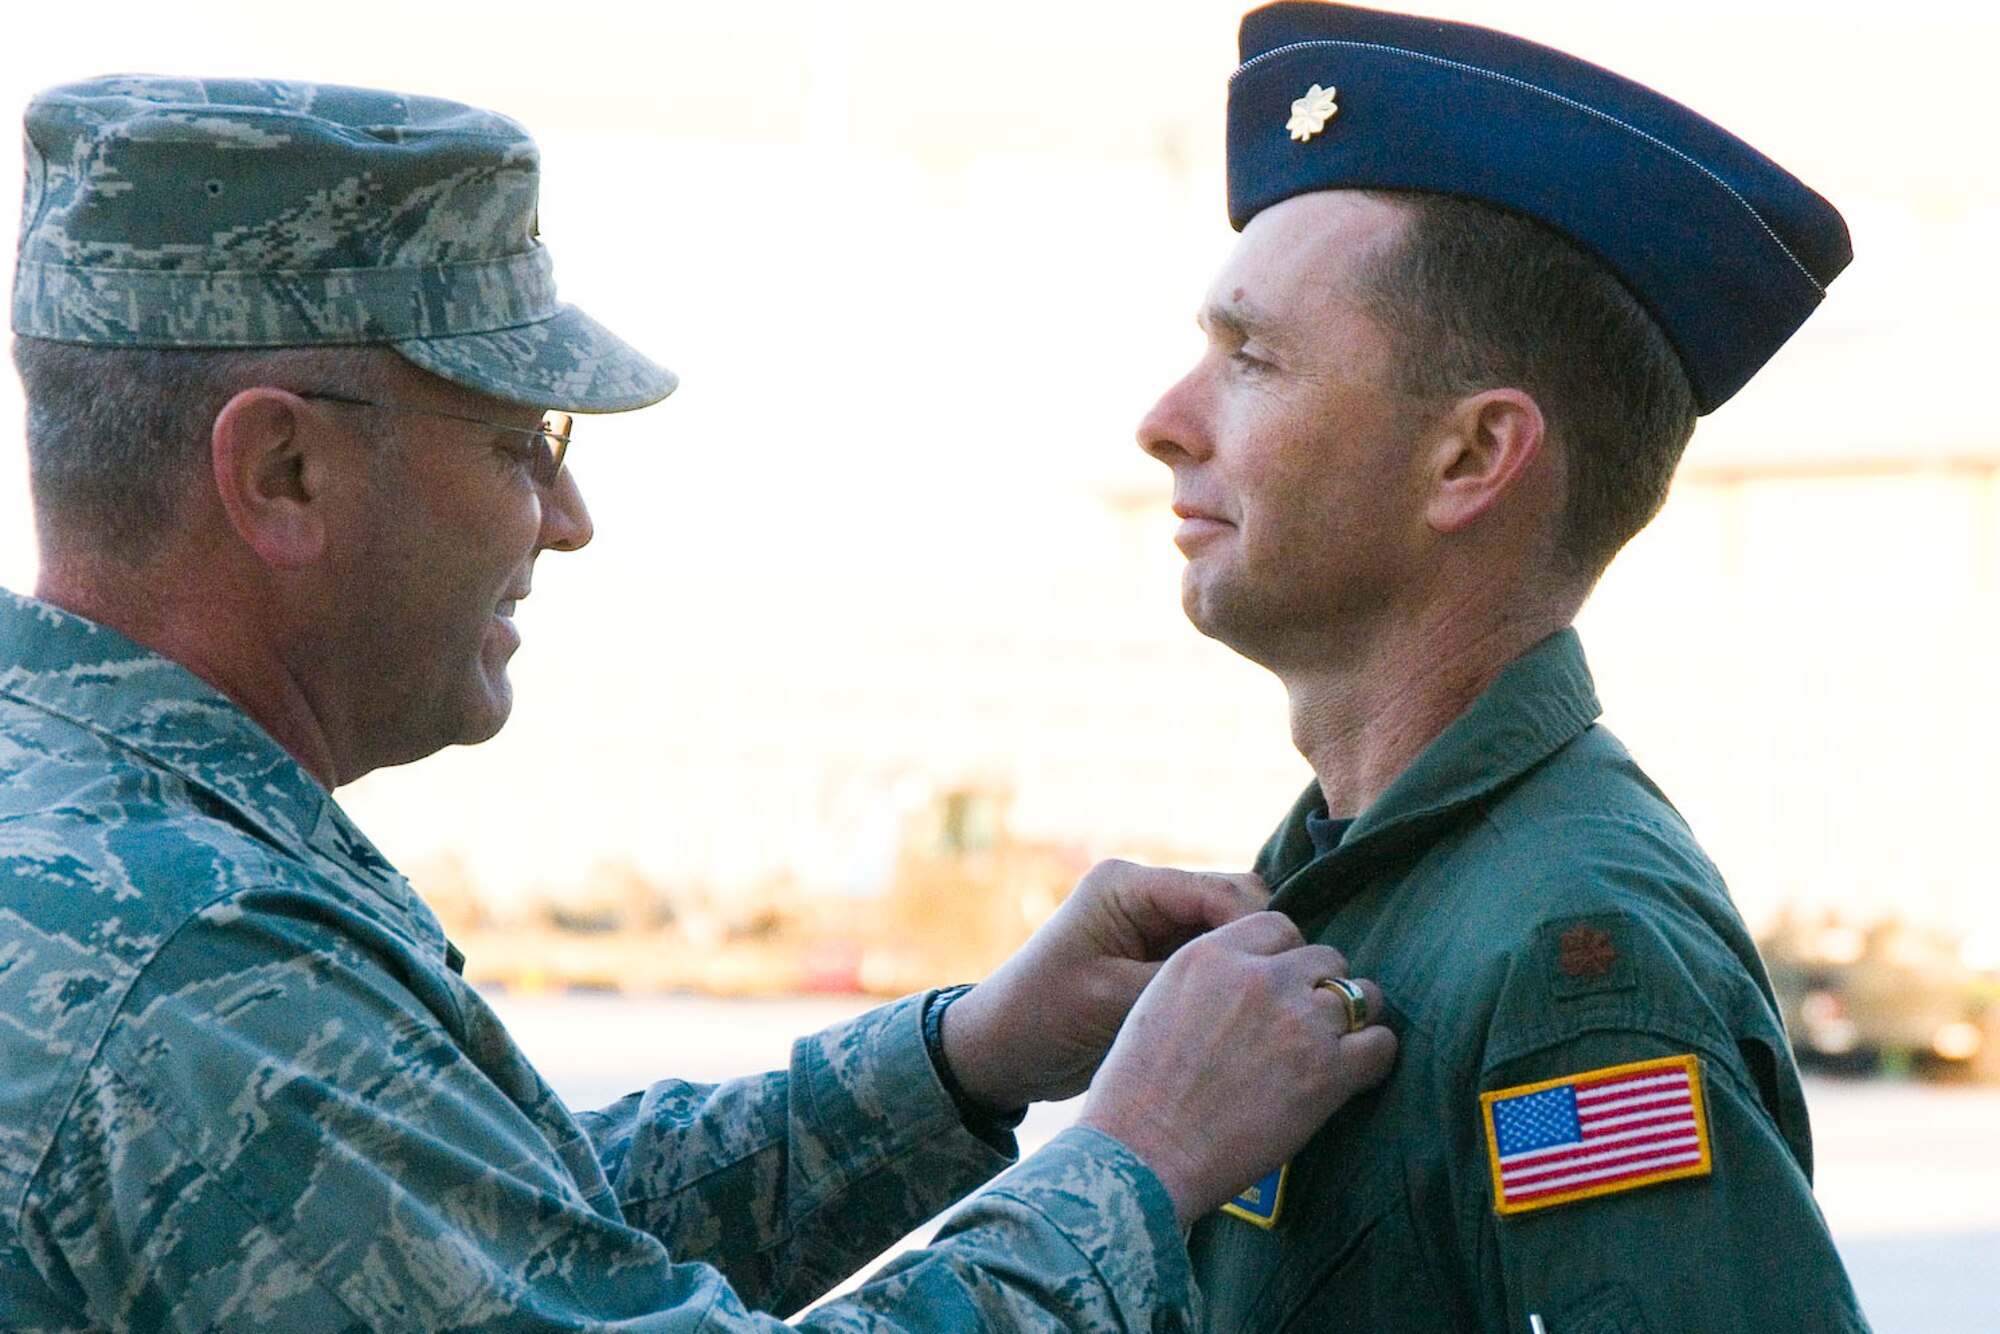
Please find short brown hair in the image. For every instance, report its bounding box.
[1355,193,1698,578]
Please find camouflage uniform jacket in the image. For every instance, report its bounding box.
[1188,628,1869,1333]
[0,591,1195,1332]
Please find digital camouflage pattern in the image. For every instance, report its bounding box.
[1187,630,1870,1333]
[0,590,1198,1331]
[11,77,675,412]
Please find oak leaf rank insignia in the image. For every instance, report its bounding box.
[1558,924,1619,978]
[1287,84,1339,141]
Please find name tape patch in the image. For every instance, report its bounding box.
[1482,1053,1712,1217]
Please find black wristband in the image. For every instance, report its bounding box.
[922,985,1027,1144]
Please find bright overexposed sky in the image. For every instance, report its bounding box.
[4,1,1996,932]
[4,0,1994,582]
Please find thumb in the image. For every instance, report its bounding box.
[1113,869,1270,956]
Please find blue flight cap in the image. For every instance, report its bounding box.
[1226,2,1851,413]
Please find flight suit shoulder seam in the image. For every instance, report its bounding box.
[1480,1017,1757,1096]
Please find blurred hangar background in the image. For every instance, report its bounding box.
[3,0,1995,1073]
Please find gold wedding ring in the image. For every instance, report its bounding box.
[1314,976,1370,1034]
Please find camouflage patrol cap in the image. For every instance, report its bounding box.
[12,76,675,412]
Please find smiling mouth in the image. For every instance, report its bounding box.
[1172,497,1231,524]
[1172,514,1234,557]
[1172,503,1232,529]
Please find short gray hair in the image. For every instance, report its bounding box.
[12,338,398,565]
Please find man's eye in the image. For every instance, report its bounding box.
[496,438,559,486]
[1230,347,1271,372]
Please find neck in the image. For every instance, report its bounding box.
[36,551,344,791]
[1280,582,1581,818]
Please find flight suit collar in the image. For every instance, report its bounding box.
[1266,626,1602,916]
[0,588,428,931]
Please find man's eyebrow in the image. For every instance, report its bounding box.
[1197,297,1274,342]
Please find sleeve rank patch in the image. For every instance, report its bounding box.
[1220,1163,1289,1228]
[1482,1054,1712,1217]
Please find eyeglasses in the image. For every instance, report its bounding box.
[296,392,574,488]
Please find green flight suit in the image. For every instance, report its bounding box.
[1189,629,1870,1333]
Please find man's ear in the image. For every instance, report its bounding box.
[1423,388,1548,534]
[210,388,331,569]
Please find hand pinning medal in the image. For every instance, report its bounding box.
[1314,974,1371,1034]
[1218,970,1383,1230]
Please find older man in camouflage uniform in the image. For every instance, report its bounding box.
[0,79,1397,1331]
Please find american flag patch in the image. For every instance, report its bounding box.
[1481,1054,1712,1216]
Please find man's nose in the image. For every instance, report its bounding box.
[538,467,594,553]
[1137,368,1212,467]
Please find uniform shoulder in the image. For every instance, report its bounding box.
[0,703,336,1058]
[1484,904,1746,1049]
[0,720,334,1217]
[1504,720,1696,836]
[1374,724,1782,1077]
[1460,721,1736,924]
[1493,722,1698,845]
[2,752,303,940]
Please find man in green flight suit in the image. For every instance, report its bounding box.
[1136,4,1871,1331]
[0,78,1401,1329]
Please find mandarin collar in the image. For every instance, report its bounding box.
[1265,627,1602,909]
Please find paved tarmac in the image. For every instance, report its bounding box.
[1803,1075,2000,1332]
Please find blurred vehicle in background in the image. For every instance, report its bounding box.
[423,782,1090,997]
[1761,915,2000,1083]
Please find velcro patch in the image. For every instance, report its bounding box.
[1538,913,1637,1000]
[1482,1054,1711,1216]
[1221,1163,1288,1228]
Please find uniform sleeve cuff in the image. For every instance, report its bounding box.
[797,993,1018,1187]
